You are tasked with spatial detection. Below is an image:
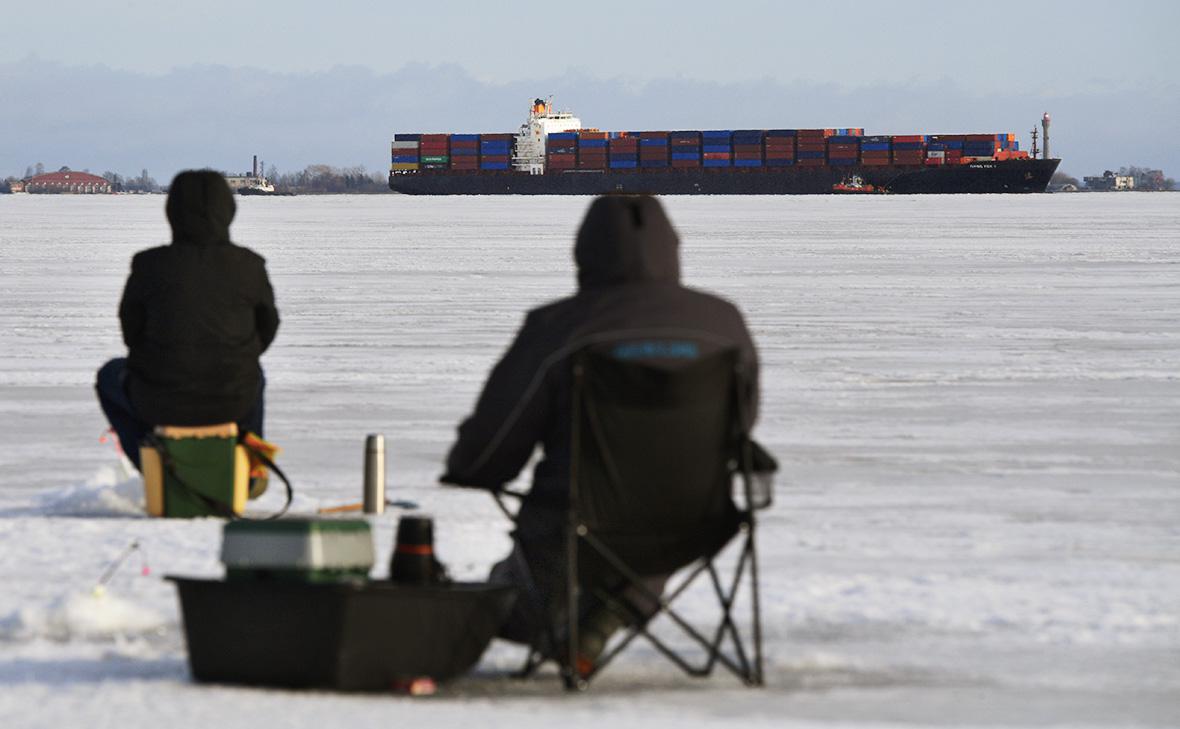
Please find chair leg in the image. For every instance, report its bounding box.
[573,529,763,686]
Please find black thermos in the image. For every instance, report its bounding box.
[389,515,436,584]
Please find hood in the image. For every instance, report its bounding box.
[574,195,680,288]
[165,170,236,245]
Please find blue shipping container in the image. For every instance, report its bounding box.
[393,133,422,142]
[671,151,699,160]
[548,132,578,141]
[765,129,797,137]
[609,160,638,169]
[829,158,856,166]
[861,143,890,152]
[392,155,419,163]
[798,150,825,159]
[765,158,795,166]
[451,134,479,142]
[480,162,509,170]
[702,144,731,153]
[640,138,669,147]
[734,159,763,167]
[578,139,608,148]
[702,159,731,167]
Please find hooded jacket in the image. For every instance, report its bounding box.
[119,170,279,425]
[442,195,758,537]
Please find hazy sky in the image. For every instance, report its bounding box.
[2,0,1177,179]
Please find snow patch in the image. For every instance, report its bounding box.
[37,461,145,517]
[0,589,168,642]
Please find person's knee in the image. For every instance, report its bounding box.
[96,358,127,392]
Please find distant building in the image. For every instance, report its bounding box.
[25,169,113,194]
[1083,171,1135,191]
[6,180,24,193]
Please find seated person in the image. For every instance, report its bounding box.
[96,170,280,471]
[441,195,759,664]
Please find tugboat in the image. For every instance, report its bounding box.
[226,156,285,195]
[831,175,882,194]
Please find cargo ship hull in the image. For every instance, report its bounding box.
[389,158,1059,195]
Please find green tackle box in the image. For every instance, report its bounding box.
[221,519,375,583]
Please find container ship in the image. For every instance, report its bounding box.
[389,99,1059,195]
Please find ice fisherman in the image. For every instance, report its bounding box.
[95,170,280,470]
[441,194,759,660]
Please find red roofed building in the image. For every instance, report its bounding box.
[26,169,113,194]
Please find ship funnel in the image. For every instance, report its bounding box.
[252,155,258,177]
[1041,112,1051,160]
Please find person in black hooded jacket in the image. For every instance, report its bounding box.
[441,194,758,648]
[96,170,279,469]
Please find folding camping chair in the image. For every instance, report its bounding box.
[495,345,772,690]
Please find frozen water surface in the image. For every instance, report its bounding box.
[0,193,1178,727]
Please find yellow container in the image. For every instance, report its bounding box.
[142,423,249,518]
[391,163,420,171]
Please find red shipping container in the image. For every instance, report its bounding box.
[733,145,760,154]
[764,151,795,160]
[891,135,924,144]
[420,134,448,142]
[796,158,825,166]
[924,158,945,166]
[861,159,891,166]
[702,152,731,160]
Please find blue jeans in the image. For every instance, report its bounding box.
[95,358,265,471]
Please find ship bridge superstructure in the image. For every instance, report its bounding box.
[513,98,581,174]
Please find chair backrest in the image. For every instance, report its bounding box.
[570,346,745,576]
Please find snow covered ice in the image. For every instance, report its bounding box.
[0,193,1177,728]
